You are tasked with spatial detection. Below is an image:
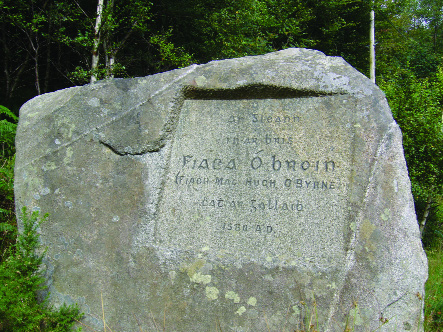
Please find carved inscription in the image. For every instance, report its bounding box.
[157,98,352,263]
[180,154,335,172]
[172,130,341,235]
[200,197,303,212]
[228,113,301,124]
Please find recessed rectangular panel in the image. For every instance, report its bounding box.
[157,97,353,269]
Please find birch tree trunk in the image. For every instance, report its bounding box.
[420,193,434,238]
[91,0,105,83]
[370,8,376,84]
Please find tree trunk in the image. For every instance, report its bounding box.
[108,55,115,78]
[369,8,375,84]
[91,0,105,83]
[29,32,41,95]
[8,54,30,100]
[43,20,52,93]
[420,193,434,238]
[34,51,41,95]
[1,22,10,100]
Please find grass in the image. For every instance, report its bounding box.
[425,249,443,331]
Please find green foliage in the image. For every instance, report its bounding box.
[0,208,83,331]
[425,250,443,330]
[197,0,283,58]
[304,0,370,73]
[378,69,443,234]
[0,0,375,101]
[0,105,17,263]
[422,198,443,250]
[170,0,370,70]
[149,29,194,71]
[374,0,443,252]
[0,106,83,331]
[0,155,15,260]
[0,105,17,158]
[68,63,128,85]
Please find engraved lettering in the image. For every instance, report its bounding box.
[228,115,244,123]
[222,223,272,233]
[251,156,262,170]
[213,159,222,169]
[301,161,310,170]
[183,155,193,167]
[268,199,277,210]
[250,199,303,212]
[175,171,184,184]
[264,134,293,145]
[226,159,237,170]
[226,137,258,145]
[199,159,209,169]
[215,177,237,186]
[182,155,237,170]
[325,161,335,172]
[272,155,281,171]
[297,202,303,211]
[286,160,296,171]
[246,178,276,188]
[251,199,257,212]
[284,178,336,190]
[251,113,300,124]
[175,172,210,187]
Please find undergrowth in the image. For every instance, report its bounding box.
[0,105,17,262]
[0,208,83,331]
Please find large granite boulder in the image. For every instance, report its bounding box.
[15,49,427,331]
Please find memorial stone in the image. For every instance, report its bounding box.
[15,48,427,331]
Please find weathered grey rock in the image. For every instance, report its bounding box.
[15,48,427,331]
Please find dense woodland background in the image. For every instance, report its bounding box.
[0,0,442,330]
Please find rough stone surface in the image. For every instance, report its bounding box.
[15,48,427,331]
